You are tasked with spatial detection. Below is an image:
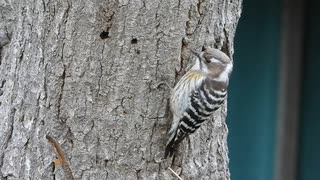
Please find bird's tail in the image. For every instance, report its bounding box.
[164,129,187,158]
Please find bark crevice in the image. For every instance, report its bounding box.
[0,0,242,179]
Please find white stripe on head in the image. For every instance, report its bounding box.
[209,58,222,63]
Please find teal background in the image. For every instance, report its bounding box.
[227,0,281,179]
[298,0,320,179]
[227,0,320,179]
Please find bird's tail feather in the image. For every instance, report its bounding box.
[164,130,187,158]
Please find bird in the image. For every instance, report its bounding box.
[165,47,233,158]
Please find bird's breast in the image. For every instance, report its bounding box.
[170,71,205,118]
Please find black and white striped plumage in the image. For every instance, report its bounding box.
[165,47,232,158]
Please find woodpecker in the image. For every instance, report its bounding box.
[165,47,233,158]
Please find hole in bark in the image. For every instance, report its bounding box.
[135,49,140,54]
[131,38,138,44]
[104,159,109,167]
[202,46,206,51]
[100,31,109,39]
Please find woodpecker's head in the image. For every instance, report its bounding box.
[191,47,233,82]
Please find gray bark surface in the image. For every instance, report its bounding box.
[0,0,242,179]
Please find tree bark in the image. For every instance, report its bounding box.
[0,0,242,179]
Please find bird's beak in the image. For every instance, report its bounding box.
[190,49,204,62]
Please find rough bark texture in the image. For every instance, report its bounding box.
[0,0,242,179]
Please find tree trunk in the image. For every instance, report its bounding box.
[0,0,242,179]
